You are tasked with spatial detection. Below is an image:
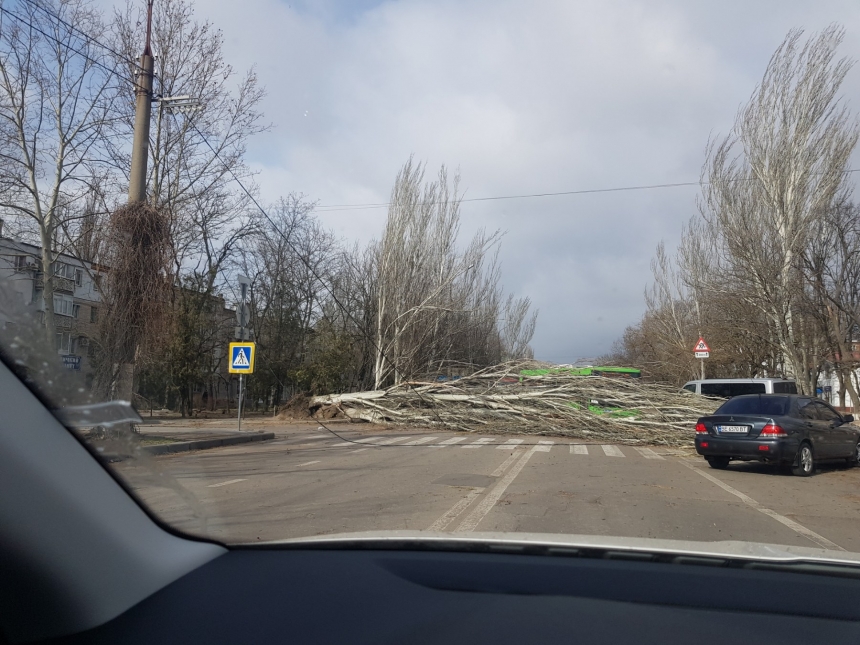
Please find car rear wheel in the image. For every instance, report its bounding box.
[706,457,730,470]
[792,443,814,477]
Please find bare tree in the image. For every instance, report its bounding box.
[0,0,120,338]
[370,158,537,388]
[499,294,537,361]
[699,26,858,394]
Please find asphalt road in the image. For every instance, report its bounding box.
[115,423,860,552]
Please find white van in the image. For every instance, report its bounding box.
[681,378,797,398]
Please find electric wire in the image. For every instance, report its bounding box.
[18,0,144,71]
[7,2,853,449]
[315,169,860,213]
[0,3,132,85]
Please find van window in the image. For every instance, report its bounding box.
[701,382,766,398]
[772,381,797,394]
[682,384,696,393]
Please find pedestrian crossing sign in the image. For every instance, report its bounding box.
[229,342,256,374]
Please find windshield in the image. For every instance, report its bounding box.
[716,396,791,417]
[2,0,860,561]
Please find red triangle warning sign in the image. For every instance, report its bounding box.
[693,337,710,352]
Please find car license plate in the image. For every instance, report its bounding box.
[716,425,748,434]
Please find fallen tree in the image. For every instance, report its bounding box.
[310,361,720,447]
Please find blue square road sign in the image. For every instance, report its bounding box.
[229,342,256,374]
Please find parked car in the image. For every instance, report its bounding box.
[694,394,859,476]
[682,378,797,398]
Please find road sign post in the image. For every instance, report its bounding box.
[229,342,255,432]
[693,337,711,380]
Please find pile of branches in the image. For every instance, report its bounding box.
[310,361,720,447]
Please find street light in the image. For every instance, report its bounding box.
[151,94,204,200]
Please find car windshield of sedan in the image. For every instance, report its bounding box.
[715,396,792,417]
[2,0,860,559]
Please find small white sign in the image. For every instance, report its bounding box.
[694,351,710,359]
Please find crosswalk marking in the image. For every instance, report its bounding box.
[463,438,495,448]
[633,447,664,460]
[430,437,467,448]
[403,436,437,445]
[535,440,554,452]
[373,436,410,445]
[297,461,320,467]
[293,433,670,460]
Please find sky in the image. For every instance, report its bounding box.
[180,0,860,362]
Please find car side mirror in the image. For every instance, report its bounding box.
[844,414,855,423]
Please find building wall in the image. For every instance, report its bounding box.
[0,237,103,380]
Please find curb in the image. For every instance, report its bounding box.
[142,432,276,456]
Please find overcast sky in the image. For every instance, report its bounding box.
[190,0,860,363]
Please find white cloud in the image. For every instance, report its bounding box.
[194,0,860,360]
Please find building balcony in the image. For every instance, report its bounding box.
[38,311,75,330]
[34,275,76,293]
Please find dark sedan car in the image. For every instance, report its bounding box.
[695,394,860,476]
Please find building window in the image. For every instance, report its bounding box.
[55,331,71,353]
[75,269,83,286]
[14,255,33,271]
[90,306,99,323]
[53,295,74,317]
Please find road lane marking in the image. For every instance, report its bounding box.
[490,450,524,477]
[429,437,467,448]
[571,444,588,455]
[456,445,541,532]
[633,447,664,460]
[602,445,625,457]
[207,478,246,488]
[297,461,321,467]
[428,449,525,531]
[300,435,329,441]
[349,448,369,453]
[535,440,554,452]
[403,436,437,445]
[497,439,523,449]
[427,487,485,531]
[463,438,495,448]
[681,461,843,551]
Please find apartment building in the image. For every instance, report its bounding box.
[0,234,103,380]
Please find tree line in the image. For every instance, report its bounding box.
[0,0,537,414]
[611,26,860,405]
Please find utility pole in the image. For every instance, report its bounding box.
[116,0,154,404]
[236,275,251,431]
[128,0,155,203]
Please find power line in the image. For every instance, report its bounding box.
[17,0,143,71]
[315,169,860,213]
[0,3,131,85]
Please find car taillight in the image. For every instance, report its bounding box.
[695,422,708,434]
[760,423,787,438]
